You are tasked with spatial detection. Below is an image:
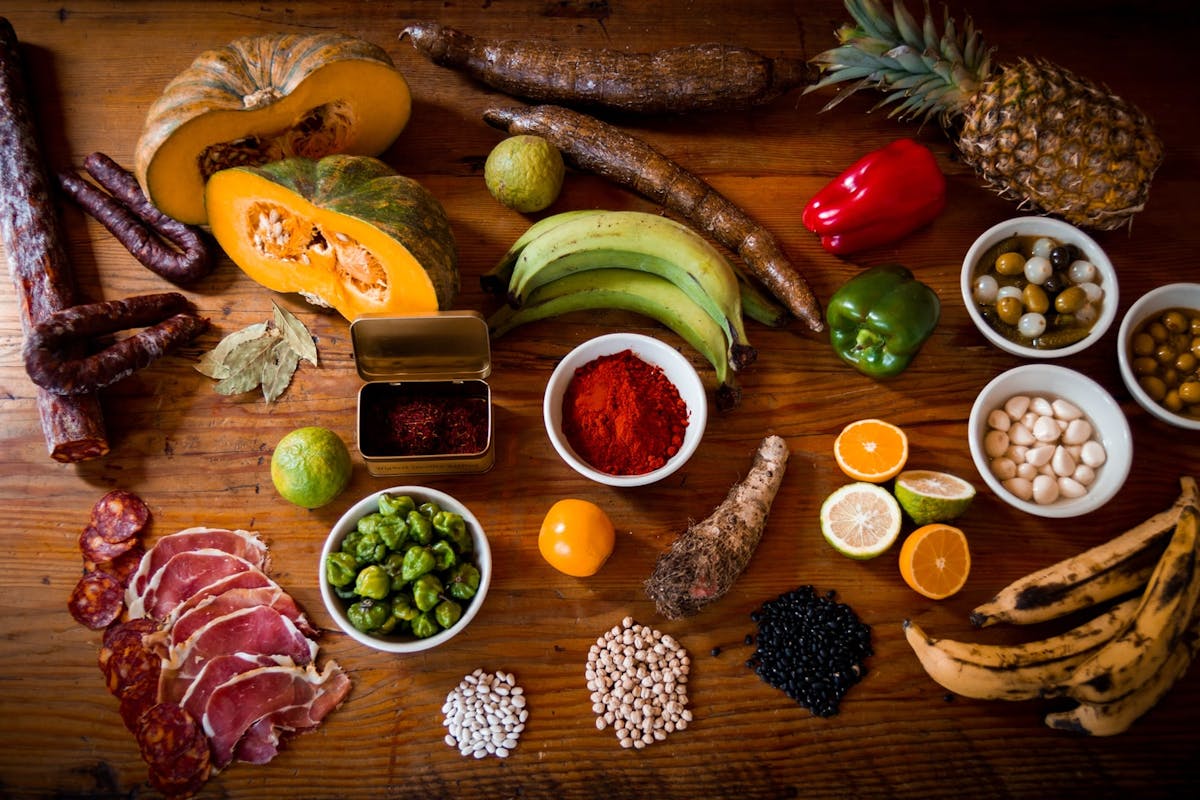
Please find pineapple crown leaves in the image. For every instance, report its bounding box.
[806,0,995,125]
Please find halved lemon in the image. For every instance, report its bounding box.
[819,482,903,560]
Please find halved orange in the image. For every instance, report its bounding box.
[833,418,909,483]
[899,523,971,600]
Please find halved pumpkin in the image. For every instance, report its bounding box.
[206,155,458,320]
[135,31,411,225]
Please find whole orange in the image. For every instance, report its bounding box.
[538,499,616,577]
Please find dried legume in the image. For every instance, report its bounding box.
[441,668,527,758]
[585,616,692,749]
[745,586,872,717]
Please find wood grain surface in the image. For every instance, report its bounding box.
[1,1,1197,798]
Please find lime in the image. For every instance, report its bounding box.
[893,470,976,525]
[270,426,353,509]
[484,135,565,213]
[820,482,903,560]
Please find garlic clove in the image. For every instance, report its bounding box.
[1004,395,1031,418]
[1051,445,1077,478]
[1063,418,1093,445]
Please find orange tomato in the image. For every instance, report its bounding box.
[538,499,616,577]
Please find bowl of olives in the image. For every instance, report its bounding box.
[319,486,492,653]
[962,216,1118,359]
[1118,283,1200,430]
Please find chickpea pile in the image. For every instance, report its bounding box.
[972,235,1105,349]
[1129,307,1200,420]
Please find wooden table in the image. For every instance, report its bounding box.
[1,1,1196,797]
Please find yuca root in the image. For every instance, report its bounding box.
[0,16,108,461]
[483,104,824,332]
[645,434,790,619]
[402,22,815,114]
[23,292,210,396]
[57,152,213,284]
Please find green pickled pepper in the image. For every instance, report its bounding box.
[401,545,436,582]
[348,598,391,632]
[411,611,439,639]
[354,564,391,600]
[407,510,433,544]
[447,562,481,600]
[353,530,387,565]
[390,592,419,621]
[379,493,416,518]
[434,511,472,553]
[324,551,358,588]
[431,540,457,571]
[377,515,407,549]
[412,573,443,612]
[434,598,462,629]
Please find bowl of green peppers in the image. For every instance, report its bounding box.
[319,486,491,653]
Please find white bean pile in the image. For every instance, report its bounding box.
[585,616,693,749]
[983,394,1108,505]
[441,668,527,759]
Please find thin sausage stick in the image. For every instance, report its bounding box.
[57,152,213,284]
[24,293,210,396]
[0,17,108,461]
[483,104,824,332]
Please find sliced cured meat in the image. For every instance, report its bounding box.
[80,524,141,565]
[135,702,211,796]
[118,669,161,733]
[177,652,291,718]
[165,586,316,647]
[128,548,265,621]
[158,568,275,627]
[90,489,150,544]
[99,619,162,697]
[158,605,317,704]
[89,543,146,587]
[203,660,350,769]
[68,570,125,630]
[127,527,267,599]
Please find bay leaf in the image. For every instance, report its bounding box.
[195,321,270,379]
[261,338,302,403]
[213,335,277,396]
[273,302,318,366]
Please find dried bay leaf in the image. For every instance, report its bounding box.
[261,339,301,403]
[214,336,276,396]
[274,302,318,366]
[195,321,269,379]
[198,306,319,402]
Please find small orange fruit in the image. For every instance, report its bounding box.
[899,523,971,600]
[834,418,909,483]
[538,498,616,577]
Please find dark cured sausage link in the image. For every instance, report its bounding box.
[23,293,210,395]
[0,17,108,461]
[482,104,825,332]
[56,152,213,285]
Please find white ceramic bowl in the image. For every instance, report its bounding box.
[1118,282,1200,430]
[962,216,1119,358]
[543,332,708,487]
[319,486,491,653]
[968,364,1132,518]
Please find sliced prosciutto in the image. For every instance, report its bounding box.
[127,527,267,598]
[127,549,265,621]
[203,661,351,769]
[159,605,317,704]
[161,586,317,647]
[179,652,291,723]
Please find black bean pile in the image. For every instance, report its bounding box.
[745,585,873,717]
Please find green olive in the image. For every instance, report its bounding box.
[995,251,1026,276]
[1192,337,1200,359]
[1163,390,1184,413]
[1176,352,1198,374]
[1132,356,1159,376]
[1139,375,1167,401]
[1022,284,1050,313]
[1163,310,1190,333]
[1155,343,1178,366]
[1148,321,1170,343]
[1133,332,1156,356]
[1054,285,1087,314]
[1179,381,1200,404]
[996,296,1024,325]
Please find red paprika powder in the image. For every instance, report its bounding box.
[561,349,689,475]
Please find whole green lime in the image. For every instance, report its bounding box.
[484,135,565,213]
[271,426,353,509]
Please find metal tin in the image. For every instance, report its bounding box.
[351,311,494,476]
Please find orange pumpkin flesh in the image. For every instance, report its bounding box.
[206,155,458,321]
[136,33,411,225]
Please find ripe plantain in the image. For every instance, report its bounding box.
[1045,610,1200,736]
[969,477,1197,627]
[506,210,755,370]
[903,597,1138,701]
[1062,506,1200,705]
[487,267,741,411]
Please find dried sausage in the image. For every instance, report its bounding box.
[89,543,146,587]
[0,18,108,460]
[90,489,151,544]
[99,620,161,695]
[57,152,214,285]
[67,570,125,630]
[136,703,211,797]
[23,293,209,396]
[79,524,140,565]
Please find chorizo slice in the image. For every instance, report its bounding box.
[79,524,140,564]
[136,703,211,795]
[89,489,151,544]
[67,570,125,630]
[88,543,146,588]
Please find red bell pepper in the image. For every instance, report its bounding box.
[802,139,946,256]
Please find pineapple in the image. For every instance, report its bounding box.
[806,0,1163,231]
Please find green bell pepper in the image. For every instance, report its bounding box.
[826,264,940,378]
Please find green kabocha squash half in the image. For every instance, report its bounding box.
[135,31,411,225]
[206,155,458,320]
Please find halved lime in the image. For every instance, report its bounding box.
[894,470,976,525]
[819,482,903,560]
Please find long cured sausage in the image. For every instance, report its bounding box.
[0,17,108,461]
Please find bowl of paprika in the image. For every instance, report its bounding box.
[543,333,707,487]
